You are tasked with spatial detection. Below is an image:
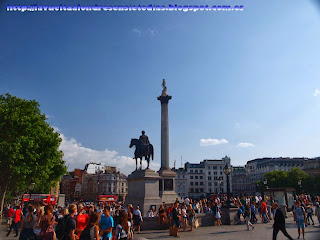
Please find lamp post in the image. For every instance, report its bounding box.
[223,163,232,206]
[262,179,268,200]
[29,183,35,204]
[298,179,302,193]
[96,169,103,203]
[218,177,223,202]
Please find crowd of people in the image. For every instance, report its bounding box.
[3,194,320,240]
[4,202,143,240]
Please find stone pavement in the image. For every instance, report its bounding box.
[137,215,320,240]
[1,215,319,240]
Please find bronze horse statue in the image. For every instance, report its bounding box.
[129,138,154,170]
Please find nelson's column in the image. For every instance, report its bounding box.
[157,79,178,203]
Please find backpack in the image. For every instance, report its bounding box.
[79,227,91,240]
[57,215,73,240]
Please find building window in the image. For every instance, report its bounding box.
[208,182,211,186]
[190,170,193,173]
[214,172,217,175]
[195,170,198,173]
[208,166,210,170]
[190,182,194,186]
[200,176,203,179]
[195,188,199,193]
[190,176,193,179]
[208,176,212,180]
[200,188,203,192]
[195,176,198,179]
[200,182,203,186]
[190,188,194,193]
[200,170,203,173]
[195,182,198,186]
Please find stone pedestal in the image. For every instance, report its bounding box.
[125,169,162,216]
[159,169,178,204]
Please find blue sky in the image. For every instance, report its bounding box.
[1,0,320,174]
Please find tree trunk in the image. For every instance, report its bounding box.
[0,184,7,223]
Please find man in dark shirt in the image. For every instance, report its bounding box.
[272,202,293,240]
[172,202,180,237]
[61,204,77,240]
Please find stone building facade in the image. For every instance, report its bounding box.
[303,157,320,176]
[174,156,232,199]
[81,163,127,201]
[60,169,84,201]
[245,157,305,188]
[231,166,254,196]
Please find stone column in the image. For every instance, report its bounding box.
[157,95,171,170]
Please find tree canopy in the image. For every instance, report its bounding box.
[257,167,319,194]
[0,93,66,213]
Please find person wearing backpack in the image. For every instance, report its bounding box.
[79,212,100,240]
[56,208,69,240]
[59,204,78,240]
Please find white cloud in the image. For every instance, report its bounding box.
[237,142,255,148]
[200,138,228,146]
[132,28,142,36]
[147,28,159,37]
[132,28,159,37]
[55,128,160,175]
[314,89,320,97]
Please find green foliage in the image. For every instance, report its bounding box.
[263,167,312,193]
[0,93,67,198]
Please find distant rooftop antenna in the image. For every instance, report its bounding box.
[181,155,183,168]
[174,160,176,169]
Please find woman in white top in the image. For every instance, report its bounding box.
[181,204,188,231]
[80,212,100,240]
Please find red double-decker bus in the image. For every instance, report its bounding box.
[97,195,117,206]
[23,194,57,205]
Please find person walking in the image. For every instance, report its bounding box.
[7,206,22,237]
[171,202,180,238]
[19,205,37,240]
[315,197,320,226]
[261,200,268,223]
[293,201,306,239]
[133,206,143,234]
[272,202,293,240]
[244,205,254,231]
[306,205,315,225]
[186,205,195,232]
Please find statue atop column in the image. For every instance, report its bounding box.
[161,79,168,96]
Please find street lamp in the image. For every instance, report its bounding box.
[29,183,35,204]
[96,169,103,203]
[298,179,302,193]
[218,177,223,202]
[223,163,232,206]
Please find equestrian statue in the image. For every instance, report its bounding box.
[129,130,154,170]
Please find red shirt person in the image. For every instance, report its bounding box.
[76,204,89,238]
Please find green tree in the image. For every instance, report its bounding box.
[263,167,310,193]
[0,93,66,218]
